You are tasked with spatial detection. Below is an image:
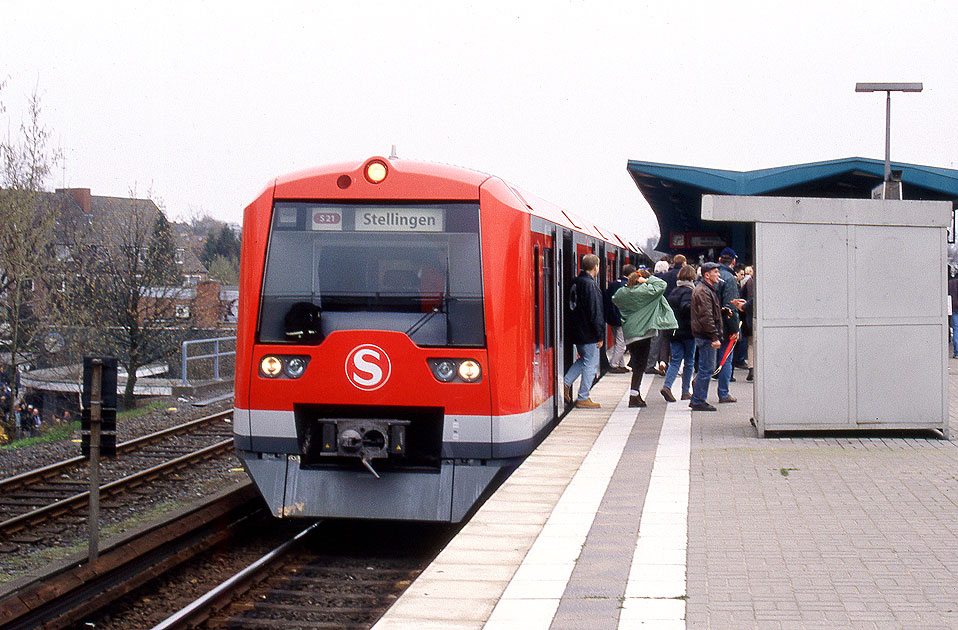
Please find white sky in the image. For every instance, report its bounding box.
[2,0,956,245]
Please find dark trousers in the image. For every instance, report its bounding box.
[627,337,653,393]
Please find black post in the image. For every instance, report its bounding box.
[88,359,102,563]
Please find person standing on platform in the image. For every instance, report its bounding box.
[689,262,724,411]
[659,254,687,298]
[661,264,697,402]
[949,266,958,359]
[612,269,677,407]
[564,254,605,409]
[604,264,635,373]
[715,248,746,403]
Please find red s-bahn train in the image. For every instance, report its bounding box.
[233,156,642,521]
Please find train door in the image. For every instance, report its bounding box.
[532,232,557,410]
[561,230,575,408]
[598,242,609,373]
[545,232,558,419]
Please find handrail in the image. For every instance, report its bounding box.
[181,336,236,385]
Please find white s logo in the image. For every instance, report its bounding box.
[345,344,391,390]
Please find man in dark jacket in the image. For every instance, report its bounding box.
[715,248,746,403]
[658,254,687,298]
[564,254,604,408]
[689,262,724,411]
[604,264,635,373]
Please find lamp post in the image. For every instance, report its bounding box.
[855,82,923,185]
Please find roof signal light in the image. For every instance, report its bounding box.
[365,160,388,184]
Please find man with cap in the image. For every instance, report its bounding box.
[715,247,746,403]
[689,262,724,411]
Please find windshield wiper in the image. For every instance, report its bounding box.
[404,294,448,337]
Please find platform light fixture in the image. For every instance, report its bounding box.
[855,82,923,186]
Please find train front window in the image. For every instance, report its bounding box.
[259,202,484,346]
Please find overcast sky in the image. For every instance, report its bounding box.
[2,1,956,245]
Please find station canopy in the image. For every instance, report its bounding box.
[628,157,958,263]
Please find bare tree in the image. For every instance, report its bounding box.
[0,87,62,431]
[72,190,191,409]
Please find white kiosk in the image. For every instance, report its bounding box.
[702,195,951,439]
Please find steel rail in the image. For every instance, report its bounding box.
[0,410,232,493]
[0,481,261,630]
[150,521,322,630]
[0,438,234,538]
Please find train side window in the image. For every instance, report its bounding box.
[543,247,554,350]
[534,245,541,352]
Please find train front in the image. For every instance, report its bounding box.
[233,157,499,521]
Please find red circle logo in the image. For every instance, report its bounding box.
[345,344,391,391]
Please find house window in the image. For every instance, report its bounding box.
[24,279,34,291]
[175,248,185,264]
[175,304,190,319]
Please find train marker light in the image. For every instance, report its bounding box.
[284,357,308,378]
[364,160,388,184]
[458,360,481,382]
[435,360,457,382]
[260,356,283,377]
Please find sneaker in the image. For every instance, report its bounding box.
[656,362,667,375]
[608,366,630,374]
[718,396,737,403]
[563,384,572,403]
[629,395,646,408]
[575,398,601,409]
[681,393,692,400]
[690,402,717,411]
[644,368,659,375]
[746,368,753,382]
[660,387,676,403]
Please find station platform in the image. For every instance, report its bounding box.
[373,363,958,629]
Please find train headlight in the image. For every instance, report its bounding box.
[260,356,283,377]
[458,360,481,382]
[364,160,388,184]
[284,357,308,379]
[434,360,457,382]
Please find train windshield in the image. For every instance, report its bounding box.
[259,201,484,346]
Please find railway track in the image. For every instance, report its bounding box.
[0,482,264,630]
[148,518,451,630]
[0,411,234,538]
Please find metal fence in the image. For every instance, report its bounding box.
[181,337,236,385]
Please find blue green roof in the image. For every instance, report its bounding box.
[627,157,958,198]
[627,157,958,257]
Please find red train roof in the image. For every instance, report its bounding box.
[268,156,634,251]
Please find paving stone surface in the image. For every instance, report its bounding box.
[376,359,958,629]
[686,362,958,629]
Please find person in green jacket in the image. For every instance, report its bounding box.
[612,269,678,407]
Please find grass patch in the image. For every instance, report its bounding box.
[0,400,167,450]
[118,400,168,420]
[0,421,81,451]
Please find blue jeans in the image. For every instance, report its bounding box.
[952,314,958,358]
[565,342,600,401]
[716,336,735,399]
[664,338,696,396]
[691,338,717,406]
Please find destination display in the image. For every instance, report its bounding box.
[355,207,445,232]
